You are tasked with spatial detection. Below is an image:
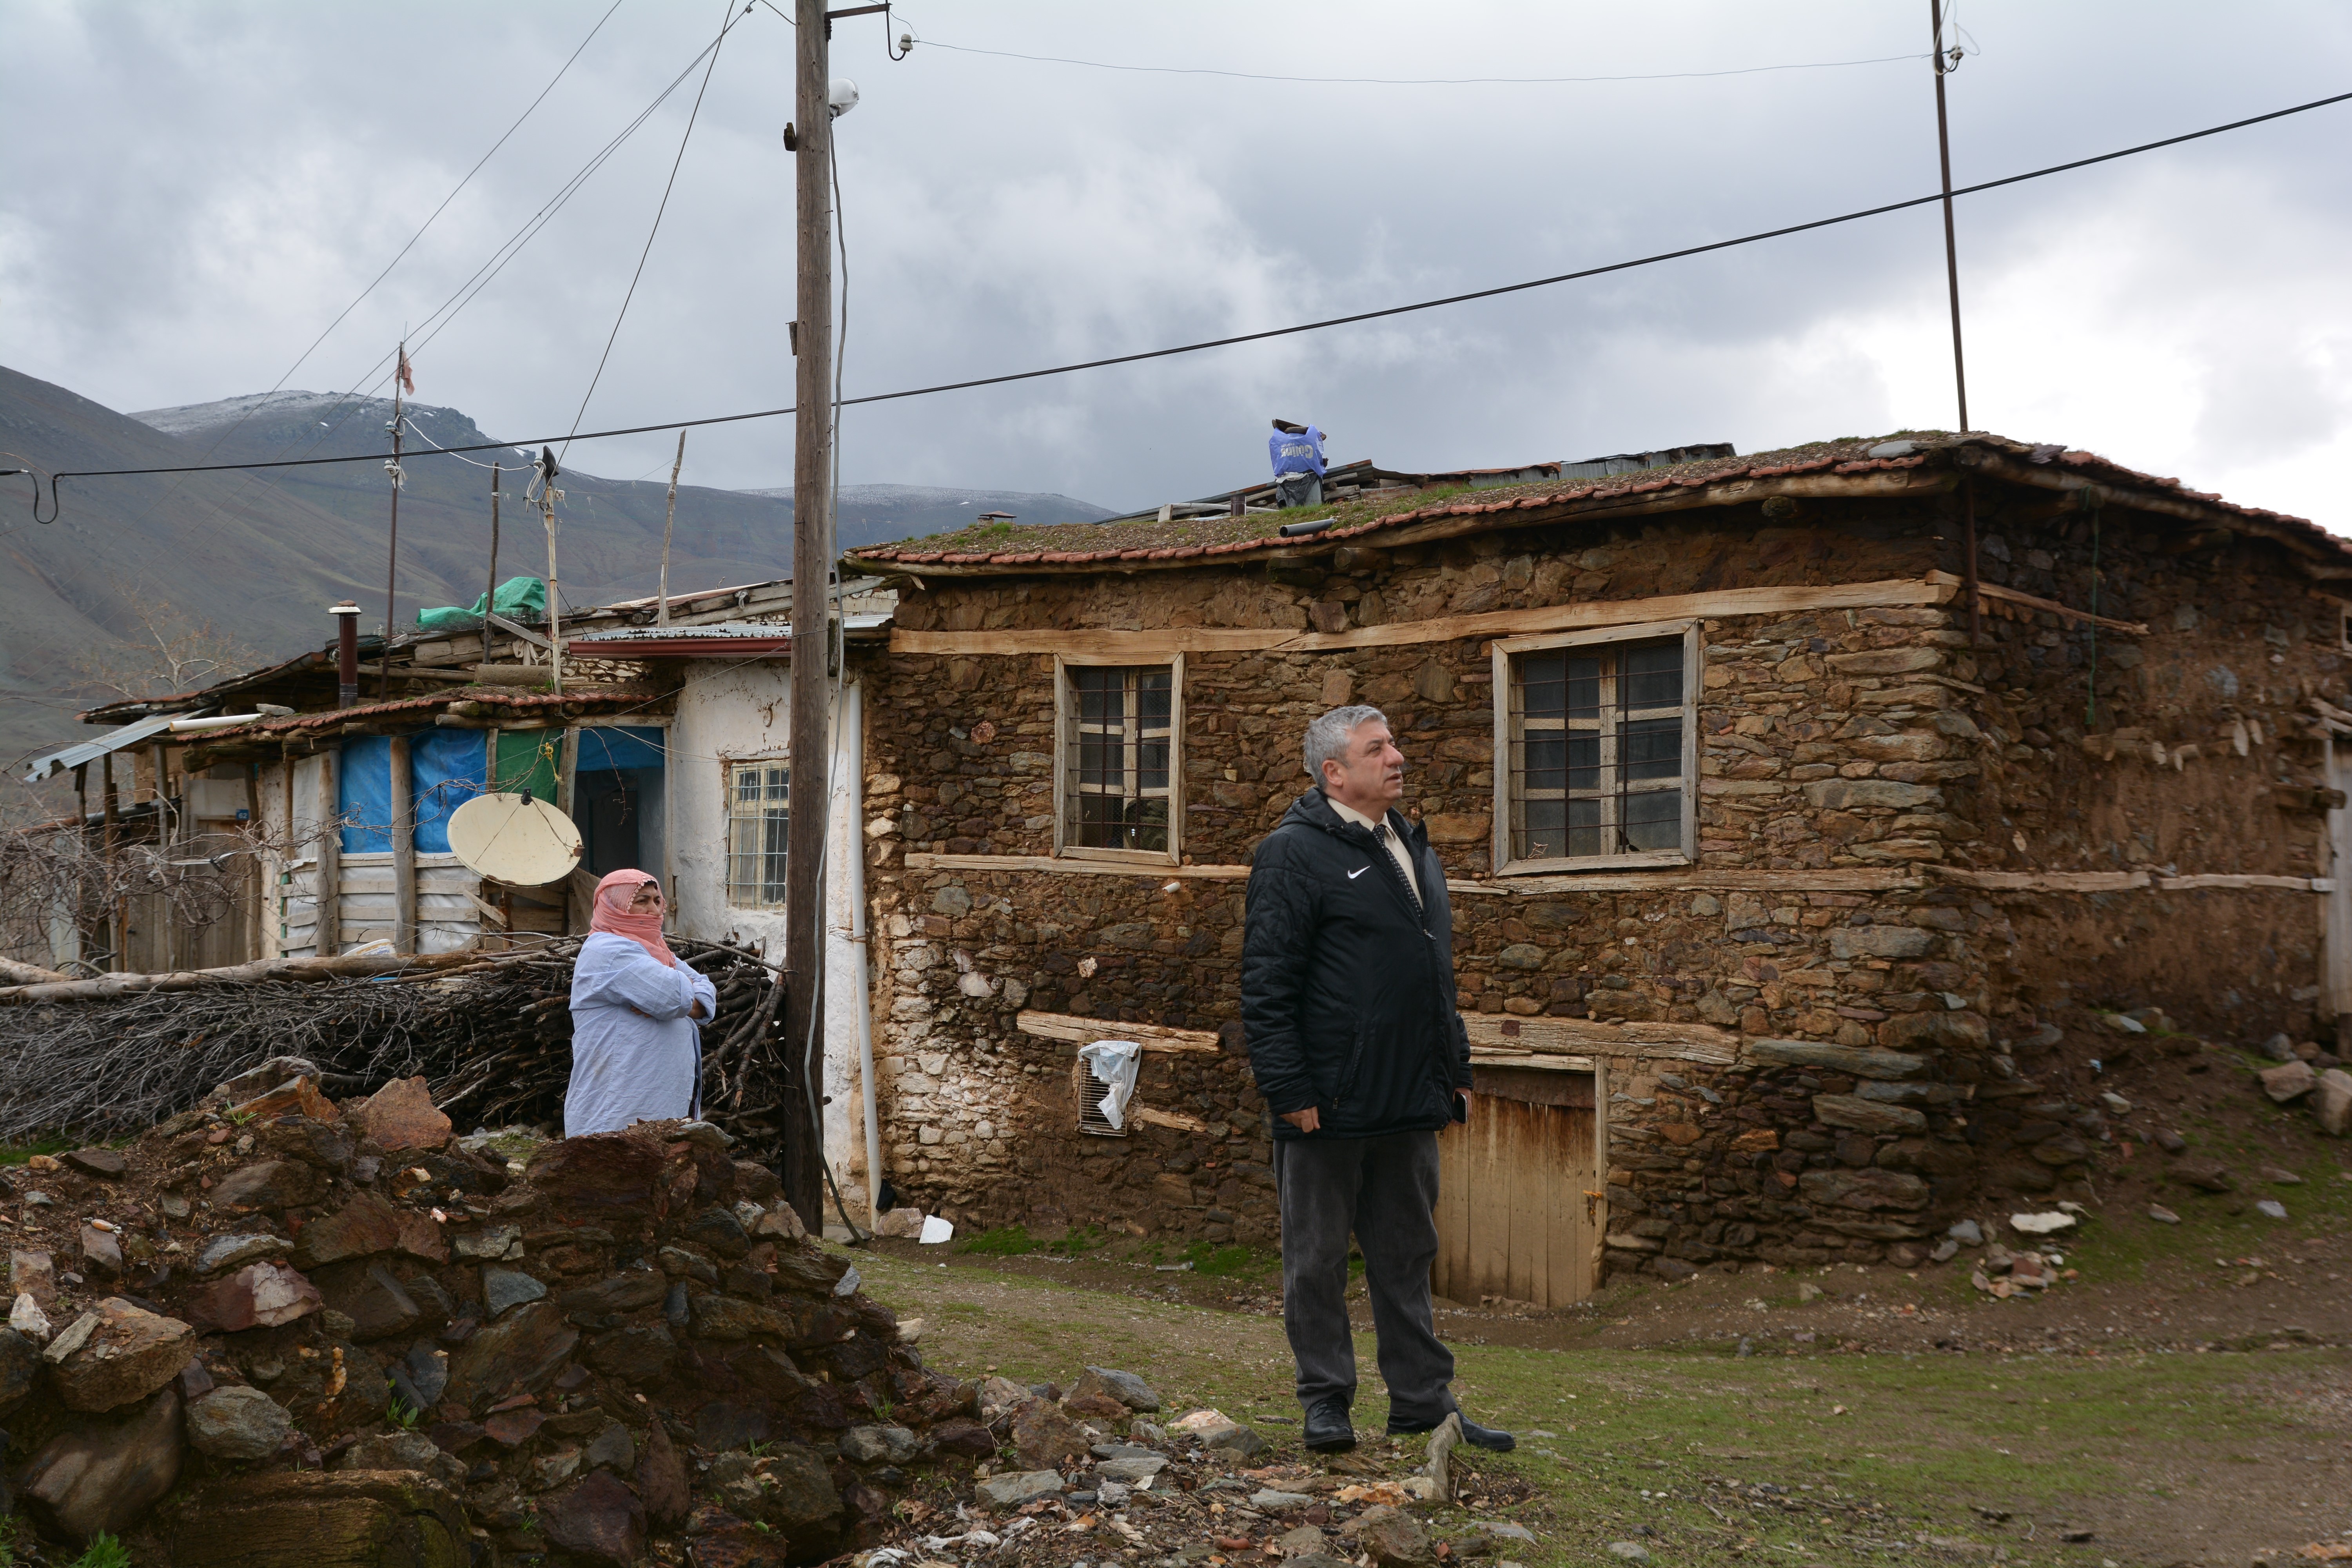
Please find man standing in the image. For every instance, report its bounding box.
[1241,705,1514,1455]
[1268,417,1327,508]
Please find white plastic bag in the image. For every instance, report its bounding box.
[1077,1039,1144,1130]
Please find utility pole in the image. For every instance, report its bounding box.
[658,430,687,627]
[539,447,565,695]
[381,343,408,698]
[1929,1,1969,434]
[780,0,836,1228]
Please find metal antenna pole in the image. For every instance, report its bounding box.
[541,447,564,697]
[658,430,686,627]
[382,345,405,698]
[779,0,835,1228]
[486,461,502,639]
[1930,0,1969,433]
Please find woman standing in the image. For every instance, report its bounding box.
[566,869,718,1136]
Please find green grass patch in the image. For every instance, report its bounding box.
[1178,1240,1280,1280]
[0,1138,70,1167]
[957,1225,1042,1258]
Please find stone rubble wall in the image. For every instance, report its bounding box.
[1,1071,990,1564]
[859,496,2349,1277]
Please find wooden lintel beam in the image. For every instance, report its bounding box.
[1014,1008,1222,1053]
[1922,571,2147,635]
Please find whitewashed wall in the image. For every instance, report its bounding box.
[670,661,868,1209]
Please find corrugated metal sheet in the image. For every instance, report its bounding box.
[21,711,187,783]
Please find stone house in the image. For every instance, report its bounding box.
[841,431,2352,1298]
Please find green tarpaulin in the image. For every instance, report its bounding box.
[416,575,547,633]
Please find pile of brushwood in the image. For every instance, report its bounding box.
[0,938,798,1163]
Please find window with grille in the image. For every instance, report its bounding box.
[725,760,789,908]
[1057,657,1182,862]
[1072,1058,1131,1138]
[1494,626,1694,873]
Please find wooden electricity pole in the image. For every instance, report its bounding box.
[779,0,835,1227]
[1929,0,1969,434]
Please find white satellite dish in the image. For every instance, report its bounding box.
[447,793,581,887]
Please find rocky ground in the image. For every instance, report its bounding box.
[0,1024,2345,1567]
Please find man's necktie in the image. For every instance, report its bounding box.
[1374,822,1423,914]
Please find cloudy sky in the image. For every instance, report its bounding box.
[4,1,2349,524]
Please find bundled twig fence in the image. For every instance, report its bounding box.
[0,937,799,1166]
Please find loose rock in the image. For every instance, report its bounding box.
[976,1469,1067,1508]
[185,1261,322,1333]
[544,1469,647,1564]
[354,1076,454,1152]
[46,1297,196,1412]
[2260,1060,2318,1103]
[22,1385,184,1541]
[186,1384,293,1460]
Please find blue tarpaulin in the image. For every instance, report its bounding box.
[339,731,488,853]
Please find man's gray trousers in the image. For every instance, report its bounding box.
[1274,1130,1457,1426]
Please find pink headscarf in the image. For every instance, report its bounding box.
[590,869,677,967]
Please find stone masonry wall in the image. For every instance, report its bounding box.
[854,492,2348,1278]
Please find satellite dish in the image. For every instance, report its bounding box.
[447,793,581,887]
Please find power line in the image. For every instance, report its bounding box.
[561,0,744,459]
[271,0,632,405]
[102,0,633,553]
[16,86,2348,519]
[911,36,1933,87]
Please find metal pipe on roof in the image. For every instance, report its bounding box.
[332,601,363,709]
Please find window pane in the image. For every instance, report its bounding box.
[1524,733,1565,793]
[1138,737,1168,792]
[1623,788,1682,851]
[1128,798,1169,852]
[1566,733,1602,794]
[1622,717,1681,781]
[1523,798,1566,860]
[1078,733,1118,784]
[1079,795,1129,848]
[762,807,789,902]
[1137,671,1171,726]
[1519,652,1566,717]
[1624,643,1682,709]
[1566,797,1603,858]
[1565,656,1603,719]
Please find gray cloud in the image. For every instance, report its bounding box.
[4,0,2349,524]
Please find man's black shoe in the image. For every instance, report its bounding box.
[1387,1412,1516,1452]
[1303,1398,1357,1452]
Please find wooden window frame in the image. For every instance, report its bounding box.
[1053,652,1185,867]
[1490,617,1699,877]
[723,755,791,910]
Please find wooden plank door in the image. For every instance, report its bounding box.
[1432,1068,1597,1308]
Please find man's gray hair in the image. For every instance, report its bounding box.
[1304,704,1390,780]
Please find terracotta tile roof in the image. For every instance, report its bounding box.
[846,432,2343,576]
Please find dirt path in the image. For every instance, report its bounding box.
[852,1223,2352,1566]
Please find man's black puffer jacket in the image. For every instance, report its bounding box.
[1242,788,1473,1141]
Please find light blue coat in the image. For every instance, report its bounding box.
[565,933,718,1136]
